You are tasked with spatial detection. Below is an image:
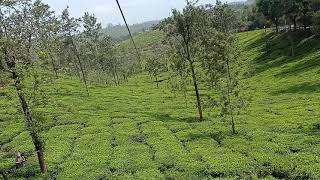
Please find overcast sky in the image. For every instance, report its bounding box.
[42,0,242,27]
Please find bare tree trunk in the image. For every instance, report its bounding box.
[35,147,46,173]
[293,17,297,31]
[49,52,58,79]
[112,70,117,86]
[70,40,89,96]
[0,13,47,173]
[155,75,159,88]
[274,19,279,33]
[115,69,120,85]
[189,61,203,121]
[1,48,47,174]
[185,37,203,121]
[12,71,47,173]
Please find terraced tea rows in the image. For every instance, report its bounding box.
[1,30,320,179]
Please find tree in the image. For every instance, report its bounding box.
[284,0,303,30]
[145,54,166,87]
[32,0,60,78]
[97,35,117,85]
[300,0,313,30]
[165,1,206,121]
[60,7,89,95]
[246,5,268,30]
[211,1,239,33]
[257,0,285,33]
[0,0,47,173]
[81,12,102,72]
[199,2,246,134]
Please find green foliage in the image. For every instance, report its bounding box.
[2,27,320,178]
[312,11,320,35]
[1,0,320,178]
[257,0,285,32]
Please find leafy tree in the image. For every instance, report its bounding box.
[246,5,268,30]
[257,0,285,33]
[32,0,60,78]
[284,0,303,30]
[200,2,246,134]
[211,1,239,33]
[0,0,47,173]
[165,1,206,121]
[145,54,166,87]
[60,7,89,95]
[300,0,314,30]
[97,35,118,85]
[81,12,102,71]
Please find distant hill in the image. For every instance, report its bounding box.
[103,0,253,42]
[103,20,160,42]
[229,0,255,6]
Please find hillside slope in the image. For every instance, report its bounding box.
[103,21,160,42]
[0,29,320,179]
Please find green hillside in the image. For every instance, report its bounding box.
[103,21,160,42]
[1,29,320,179]
[118,30,164,50]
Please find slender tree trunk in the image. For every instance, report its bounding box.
[293,17,297,31]
[274,19,279,33]
[35,147,46,173]
[189,61,203,121]
[288,34,295,57]
[2,48,47,173]
[303,14,307,30]
[112,70,117,86]
[12,69,47,174]
[0,15,47,173]
[185,37,203,121]
[70,40,89,96]
[49,52,58,79]
[155,75,159,88]
[115,69,120,85]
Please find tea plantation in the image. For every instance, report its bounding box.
[1,29,320,179]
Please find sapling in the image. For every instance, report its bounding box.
[165,1,206,121]
[217,33,246,135]
[199,2,246,134]
[60,7,89,95]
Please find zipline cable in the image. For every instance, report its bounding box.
[115,0,141,66]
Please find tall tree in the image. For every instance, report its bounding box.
[32,0,60,78]
[284,0,303,30]
[165,1,206,121]
[200,2,246,134]
[60,7,89,95]
[257,0,285,33]
[300,0,313,30]
[211,1,239,33]
[0,0,47,173]
[81,12,102,71]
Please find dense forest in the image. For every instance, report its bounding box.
[0,0,320,179]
